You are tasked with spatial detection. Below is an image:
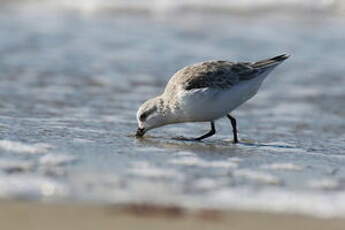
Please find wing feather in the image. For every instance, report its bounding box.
[163,54,289,96]
[176,61,259,90]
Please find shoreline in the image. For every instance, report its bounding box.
[0,201,344,230]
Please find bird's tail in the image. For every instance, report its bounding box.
[252,53,290,69]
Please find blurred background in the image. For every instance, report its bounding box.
[0,0,345,219]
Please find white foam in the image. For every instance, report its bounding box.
[193,178,228,190]
[0,140,52,154]
[172,151,196,157]
[308,178,340,190]
[0,175,68,199]
[72,138,94,143]
[169,156,238,168]
[129,161,183,179]
[39,153,77,166]
[205,188,345,218]
[234,169,281,185]
[261,163,303,171]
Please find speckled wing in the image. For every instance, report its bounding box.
[173,61,260,91]
[165,54,289,93]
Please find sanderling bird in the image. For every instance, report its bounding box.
[136,54,289,143]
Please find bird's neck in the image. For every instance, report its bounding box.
[158,95,182,125]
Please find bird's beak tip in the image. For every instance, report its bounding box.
[135,128,145,138]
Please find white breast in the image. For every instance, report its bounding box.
[175,76,265,122]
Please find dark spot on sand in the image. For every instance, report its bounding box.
[109,204,225,222]
[119,204,184,218]
[196,209,224,221]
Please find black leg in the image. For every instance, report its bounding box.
[174,121,216,141]
[226,114,238,143]
[194,121,216,141]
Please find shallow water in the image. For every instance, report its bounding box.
[0,2,345,217]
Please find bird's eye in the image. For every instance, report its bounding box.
[139,105,157,122]
[139,112,148,122]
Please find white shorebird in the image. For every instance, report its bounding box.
[136,54,289,143]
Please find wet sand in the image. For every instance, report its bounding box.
[0,201,344,230]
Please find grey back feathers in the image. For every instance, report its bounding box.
[167,54,289,91]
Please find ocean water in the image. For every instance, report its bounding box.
[0,0,345,217]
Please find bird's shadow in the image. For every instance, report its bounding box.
[129,133,296,153]
[238,141,296,149]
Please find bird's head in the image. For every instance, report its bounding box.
[136,97,168,137]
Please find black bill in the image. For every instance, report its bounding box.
[135,128,146,137]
